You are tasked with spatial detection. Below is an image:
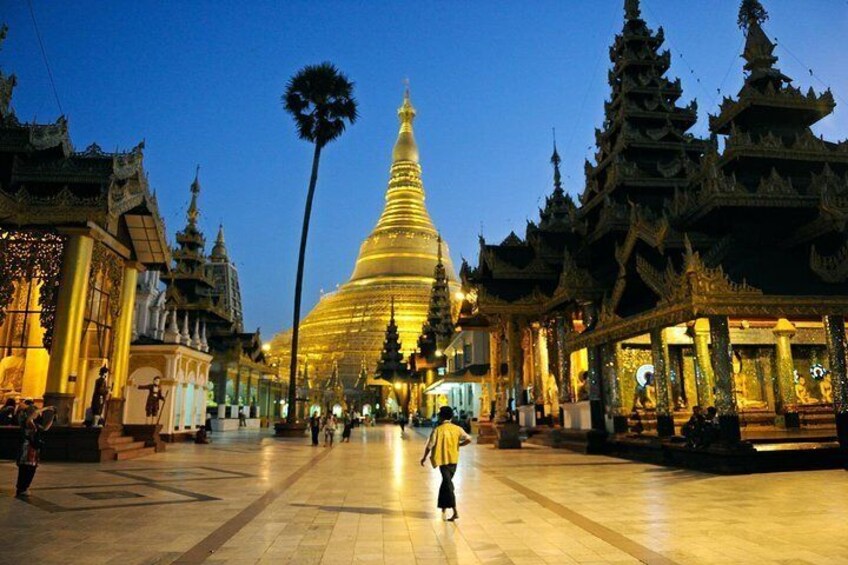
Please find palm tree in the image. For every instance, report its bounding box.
[282,62,358,425]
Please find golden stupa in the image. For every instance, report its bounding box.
[272,89,459,387]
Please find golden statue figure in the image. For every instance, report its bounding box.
[794,376,813,405]
[819,377,833,404]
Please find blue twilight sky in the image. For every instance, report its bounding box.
[2,1,847,336]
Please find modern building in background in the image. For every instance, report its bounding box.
[208,225,244,333]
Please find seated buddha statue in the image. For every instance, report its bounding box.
[794,376,813,405]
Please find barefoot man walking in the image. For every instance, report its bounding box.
[420,406,472,521]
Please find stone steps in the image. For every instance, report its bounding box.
[115,446,157,461]
[110,440,147,453]
[105,428,157,461]
[107,435,135,446]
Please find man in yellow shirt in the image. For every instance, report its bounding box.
[420,406,472,521]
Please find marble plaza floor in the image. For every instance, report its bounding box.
[0,425,847,565]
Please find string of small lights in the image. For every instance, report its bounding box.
[27,0,63,116]
[774,36,848,109]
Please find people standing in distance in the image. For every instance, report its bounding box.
[86,366,111,427]
[420,406,472,522]
[309,412,321,446]
[322,413,337,447]
[341,411,353,443]
[16,404,55,497]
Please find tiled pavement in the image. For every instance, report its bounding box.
[1,425,847,564]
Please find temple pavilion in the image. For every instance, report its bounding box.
[464,0,848,471]
[0,26,173,459]
[272,89,460,393]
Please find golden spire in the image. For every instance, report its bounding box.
[272,84,461,393]
[349,85,453,282]
[392,82,419,163]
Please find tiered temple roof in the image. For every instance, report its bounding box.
[468,0,848,350]
[416,235,454,357]
[465,142,582,313]
[375,298,408,380]
[579,0,709,247]
[162,170,232,332]
[0,23,170,274]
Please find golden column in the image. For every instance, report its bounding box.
[489,325,506,421]
[423,368,436,418]
[110,263,140,400]
[773,318,799,428]
[44,233,95,424]
[691,318,715,408]
[530,325,545,405]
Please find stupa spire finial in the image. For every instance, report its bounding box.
[624,0,641,20]
[393,82,418,163]
[551,128,563,194]
[739,0,777,73]
[211,223,228,261]
[187,166,201,226]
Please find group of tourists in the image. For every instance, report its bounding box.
[308,410,357,447]
[0,397,56,497]
[681,405,720,448]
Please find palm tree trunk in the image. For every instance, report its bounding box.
[287,142,322,423]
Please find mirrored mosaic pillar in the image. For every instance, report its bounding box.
[709,315,741,443]
[650,328,674,437]
[602,342,627,433]
[506,317,523,409]
[555,317,573,405]
[587,345,606,432]
[691,318,715,409]
[823,315,848,454]
[489,327,507,422]
[772,318,799,428]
